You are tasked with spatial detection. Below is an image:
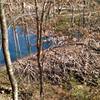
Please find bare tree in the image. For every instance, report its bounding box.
[13,22,21,58]
[0,1,18,100]
[34,0,48,99]
[70,2,75,27]
[34,0,43,99]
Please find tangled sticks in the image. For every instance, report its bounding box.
[13,38,100,87]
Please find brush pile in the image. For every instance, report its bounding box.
[14,36,100,87]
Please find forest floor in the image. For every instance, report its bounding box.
[0,69,100,100]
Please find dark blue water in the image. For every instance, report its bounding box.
[0,26,51,64]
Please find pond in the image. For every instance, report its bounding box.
[0,26,51,65]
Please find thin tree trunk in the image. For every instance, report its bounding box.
[13,23,18,59]
[34,0,47,99]
[44,1,51,34]
[53,0,56,17]
[13,22,21,58]
[35,0,43,99]
[0,2,18,100]
[25,22,31,55]
[71,5,74,27]
[22,2,31,55]
[34,0,43,98]
[39,1,46,98]
[82,0,85,27]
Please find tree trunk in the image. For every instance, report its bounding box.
[34,0,47,99]
[71,5,74,27]
[25,22,31,55]
[0,2,18,100]
[13,22,21,58]
[82,0,85,27]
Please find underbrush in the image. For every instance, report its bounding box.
[0,70,100,100]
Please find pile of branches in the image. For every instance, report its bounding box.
[13,38,100,87]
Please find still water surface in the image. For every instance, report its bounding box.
[0,26,51,64]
